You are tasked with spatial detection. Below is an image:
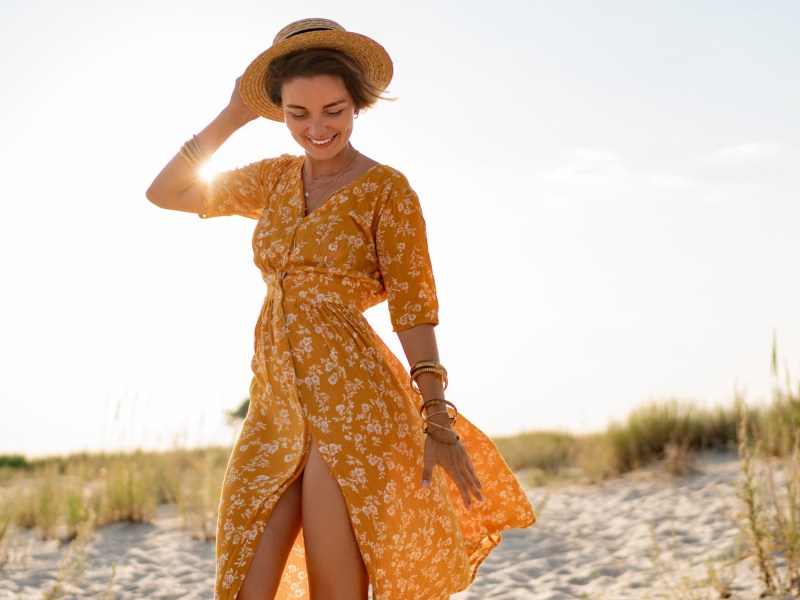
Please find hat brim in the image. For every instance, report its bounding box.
[239,30,393,122]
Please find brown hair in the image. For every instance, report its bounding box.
[266,48,385,111]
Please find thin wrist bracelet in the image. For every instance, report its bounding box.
[423,419,456,434]
[419,398,458,419]
[424,409,456,423]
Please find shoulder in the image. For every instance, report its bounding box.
[362,165,419,204]
[257,153,303,178]
[367,164,411,186]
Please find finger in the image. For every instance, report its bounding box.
[459,462,484,502]
[464,455,481,484]
[421,438,436,488]
[445,463,472,510]
[461,450,483,492]
[458,478,472,510]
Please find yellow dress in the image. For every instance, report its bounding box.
[201,154,535,600]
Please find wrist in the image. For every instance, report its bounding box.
[217,105,258,132]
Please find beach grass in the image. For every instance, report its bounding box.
[0,447,229,548]
[0,394,794,543]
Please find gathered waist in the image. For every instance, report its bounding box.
[263,268,384,313]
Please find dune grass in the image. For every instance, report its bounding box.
[0,447,230,549]
[493,400,744,483]
[492,393,799,482]
[1,392,795,544]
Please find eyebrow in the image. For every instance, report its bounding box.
[285,99,348,110]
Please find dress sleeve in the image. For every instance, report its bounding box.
[375,174,440,331]
[199,155,296,219]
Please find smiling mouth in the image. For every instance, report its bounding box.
[308,135,336,146]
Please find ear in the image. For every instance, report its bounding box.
[354,110,360,119]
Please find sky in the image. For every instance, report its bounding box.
[1,0,799,457]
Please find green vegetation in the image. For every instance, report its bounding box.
[493,400,744,482]
[0,447,230,548]
[492,395,798,482]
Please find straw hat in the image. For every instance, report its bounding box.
[239,18,393,122]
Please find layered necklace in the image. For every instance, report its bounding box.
[302,149,360,199]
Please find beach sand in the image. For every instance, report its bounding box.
[0,451,769,599]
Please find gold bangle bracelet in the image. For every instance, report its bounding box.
[410,365,447,378]
[420,398,458,418]
[179,146,199,168]
[410,360,447,377]
[410,368,448,394]
[183,140,202,163]
[419,398,446,416]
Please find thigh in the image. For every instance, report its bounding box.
[302,441,369,600]
[236,474,303,600]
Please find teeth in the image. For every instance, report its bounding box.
[309,136,334,145]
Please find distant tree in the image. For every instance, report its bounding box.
[227,398,250,423]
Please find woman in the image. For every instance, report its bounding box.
[147,18,534,600]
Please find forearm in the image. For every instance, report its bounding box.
[146,107,255,213]
[396,324,452,426]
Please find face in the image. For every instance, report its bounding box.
[281,75,357,160]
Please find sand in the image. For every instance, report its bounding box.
[0,451,772,599]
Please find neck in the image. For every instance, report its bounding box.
[304,144,357,179]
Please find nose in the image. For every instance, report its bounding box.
[308,116,328,139]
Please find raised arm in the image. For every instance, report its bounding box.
[146,79,259,214]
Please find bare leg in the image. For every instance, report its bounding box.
[303,442,369,600]
[236,474,303,600]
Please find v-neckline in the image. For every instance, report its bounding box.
[296,159,383,222]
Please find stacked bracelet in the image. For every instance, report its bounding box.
[409,360,448,394]
[179,135,205,169]
[419,398,459,444]
[419,399,458,421]
[409,361,459,444]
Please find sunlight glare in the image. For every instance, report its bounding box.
[200,159,219,181]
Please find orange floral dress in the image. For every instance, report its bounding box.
[201,154,535,600]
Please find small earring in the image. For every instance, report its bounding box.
[354,111,360,119]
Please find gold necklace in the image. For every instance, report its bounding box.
[302,150,360,198]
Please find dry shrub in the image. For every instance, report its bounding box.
[607,400,740,473]
[663,439,696,477]
[492,431,578,474]
[734,350,800,597]
[574,433,618,481]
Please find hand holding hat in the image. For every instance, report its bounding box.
[238,18,393,122]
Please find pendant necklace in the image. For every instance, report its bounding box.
[303,150,360,199]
